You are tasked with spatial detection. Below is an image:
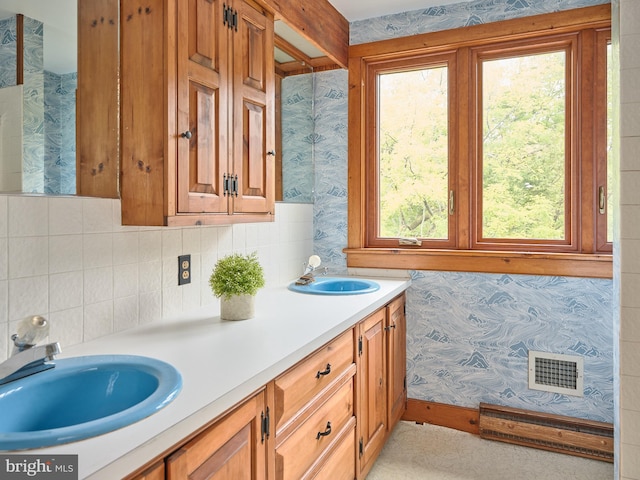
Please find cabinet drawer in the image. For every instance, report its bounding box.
[274,329,354,432]
[275,378,354,480]
[307,420,356,480]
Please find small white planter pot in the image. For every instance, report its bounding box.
[220,294,255,321]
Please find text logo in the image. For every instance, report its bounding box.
[0,455,78,480]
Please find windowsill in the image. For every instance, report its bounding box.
[343,248,612,279]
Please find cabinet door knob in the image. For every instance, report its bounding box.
[316,422,332,440]
[267,150,276,156]
[316,363,331,379]
[181,131,192,139]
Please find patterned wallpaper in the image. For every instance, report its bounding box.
[0,16,75,194]
[350,0,610,45]
[309,0,614,423]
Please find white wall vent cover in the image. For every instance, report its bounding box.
[528,351,584,397]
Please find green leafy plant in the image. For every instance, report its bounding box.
[209,252,265,299]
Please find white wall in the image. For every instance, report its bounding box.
[0,196,314,362]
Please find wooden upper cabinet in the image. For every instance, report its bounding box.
[80,0,275,226]
[232,0,275,215]
[176,0,275,220]
[177,0,228,215]
[76,0,120,199]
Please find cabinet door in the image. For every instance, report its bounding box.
[231,0,275,215]
[387,293,407,430]
[357,308,387,478]
[129,460,164,480]
[166,390,268,480]
[177,0,229,215]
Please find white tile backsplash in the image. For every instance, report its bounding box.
[83,300,113,341]
[138,260,162,294]
[138,230,162,262]
[113,263,139,299]
[182,227,201,254]
[48,234,83,273]
[49,271,83,312]
[0,196,7,238]
[49,196,83,235]
[0,196,313,361]
[8,196,48,237]
[8,275,48,320]
[83,233,113,269]
[113,295,138,332]
[113,231,139,266]
[9,236,48,278]
[621,0,640,476]
[48,307,84,347]
[0,238,7,281]
[161,228,182,258]
[621,0,640,35]
[139,291,162,325]
[84,266,114,304]
[82,198,114,233]
[621,136,640,171]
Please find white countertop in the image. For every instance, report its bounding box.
[21,277,410,479]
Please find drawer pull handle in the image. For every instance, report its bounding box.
[385,323,397,331]
[316,422,332,440]
[316,363,331,379]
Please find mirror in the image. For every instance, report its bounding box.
[280,73,315,203]
[0,2,323,199]
[0,0,77,194]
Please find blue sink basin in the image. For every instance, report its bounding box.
[0,354,182,450]
[288,277,380,295]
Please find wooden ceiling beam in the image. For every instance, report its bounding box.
[258,0,349,68]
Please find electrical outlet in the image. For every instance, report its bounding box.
[178,254,191,285]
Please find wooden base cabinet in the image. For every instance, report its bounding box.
[356,292,407,480]
[273,329,357,480]
[128,293,406,480]
[165,389,271,480]
[386,294,407,430]
[356,307,387,478]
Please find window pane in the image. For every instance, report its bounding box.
[481,51,566,240]
[378,67,449,239]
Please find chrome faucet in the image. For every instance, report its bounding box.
[0,315,61,386]
[296,255,328,285]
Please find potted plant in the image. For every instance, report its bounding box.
[209,252,265,320]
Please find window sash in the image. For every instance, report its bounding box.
[471,38,579,252]
[366,53,458,249]
[595,30,612,253]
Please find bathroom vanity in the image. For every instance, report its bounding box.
[24,277,409,479]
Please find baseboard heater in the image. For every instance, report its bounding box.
[478,403,613,462]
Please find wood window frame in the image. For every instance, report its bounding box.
[346,5,612,279]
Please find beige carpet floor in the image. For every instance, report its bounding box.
[366,421,613,480]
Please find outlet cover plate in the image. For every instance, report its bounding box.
[178,255,191,285]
